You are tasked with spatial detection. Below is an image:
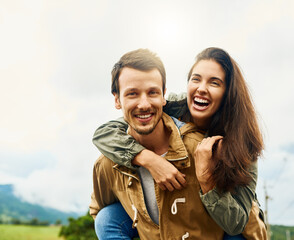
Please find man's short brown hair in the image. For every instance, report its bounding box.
[111,49,166,96]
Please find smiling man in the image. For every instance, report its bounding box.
[114,66,166,136]
[89,49,225,240]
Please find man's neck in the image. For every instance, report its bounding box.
[130,120,170,155]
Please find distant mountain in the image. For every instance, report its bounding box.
[0,184,80,224]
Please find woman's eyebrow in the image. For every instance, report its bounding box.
[191,73,224,83]
[211,77,224,83]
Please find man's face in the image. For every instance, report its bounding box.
[114,67,166,136]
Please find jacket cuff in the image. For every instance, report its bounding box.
[122,144,145,170]
[199,188,223,207]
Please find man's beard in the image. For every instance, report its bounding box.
[132,114,162,135]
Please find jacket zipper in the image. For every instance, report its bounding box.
[166,155,188,162]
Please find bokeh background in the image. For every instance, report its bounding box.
[1,0,294,225]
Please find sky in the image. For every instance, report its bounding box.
[1,0,294,226]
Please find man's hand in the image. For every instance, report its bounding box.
[132,150,186,191]
[194,136,223,194]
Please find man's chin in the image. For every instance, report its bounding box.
[134,126,155,135]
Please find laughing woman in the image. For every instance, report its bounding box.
[92,47,266,239]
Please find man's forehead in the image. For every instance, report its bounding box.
[118,67,163,88]
[119,67,160,77]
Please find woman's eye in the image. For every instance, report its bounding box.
[211,81,220,86]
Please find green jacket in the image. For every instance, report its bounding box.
[92,93,266,237]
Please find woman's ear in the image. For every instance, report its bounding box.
[113,93,121,109]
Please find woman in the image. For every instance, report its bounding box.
[93,47,266,239]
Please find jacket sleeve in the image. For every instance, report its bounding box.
[92,117,145,170]
[89,157,118,219]
[199,162,258,235]
[164,92,190,120]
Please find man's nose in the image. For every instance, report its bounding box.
[137,95,151,110]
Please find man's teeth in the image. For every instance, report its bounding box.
[194,97,209,103]
[137,114,152,119]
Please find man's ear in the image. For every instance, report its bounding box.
[163,88,167,106]
[113,93,121,109]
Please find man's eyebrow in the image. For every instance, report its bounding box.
[191,73,201,77]
[149,86,161,91]
[124,88,138,92]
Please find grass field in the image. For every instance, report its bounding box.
[0,224,63,240]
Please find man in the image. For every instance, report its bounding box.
[89,49,224,239]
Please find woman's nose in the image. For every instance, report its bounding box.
[197,81,207,94]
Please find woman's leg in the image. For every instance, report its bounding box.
[94,202,139,240]
[223,233,246,240]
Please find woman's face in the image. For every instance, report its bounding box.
[187,59,226,130]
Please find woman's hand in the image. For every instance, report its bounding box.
[133,149,187,191]
[194,135,223,194]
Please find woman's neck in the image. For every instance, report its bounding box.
[193,118,209,132]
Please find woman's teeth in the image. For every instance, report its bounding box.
[194,97,209,106]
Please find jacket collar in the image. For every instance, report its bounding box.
[114,113,196,176]
[161,113,188,162]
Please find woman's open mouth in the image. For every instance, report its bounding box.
[193,97,210,110]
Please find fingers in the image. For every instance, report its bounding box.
[164,182,175,192]
[159,172,187,191]
[158,183,166,191]
[147,155,187,191]
[176,173,187,188]
[218,138,223,148]
[170,180,182,191]
[198,136,223,148]
[215,138,223,158]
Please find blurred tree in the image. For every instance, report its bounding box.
[55,219,62,225]
[30,218,39,225]
[11,218,21,225]
[59,212,97,240]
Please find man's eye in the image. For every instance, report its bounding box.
[191,78,200,82]
[127,92,137,96]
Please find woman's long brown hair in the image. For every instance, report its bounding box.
[188,47,264,192]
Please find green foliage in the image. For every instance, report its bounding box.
[270,225,294,240]
[28,218,50,226]
[11,218,21,225]
[56,219,62,225]
[5,217,50,226]
[59,212,97,240]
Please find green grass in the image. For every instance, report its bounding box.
[0,224,63,240]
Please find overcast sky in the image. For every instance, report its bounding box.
[1,0,294,226]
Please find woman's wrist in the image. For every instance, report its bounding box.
[132,149,155,167]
